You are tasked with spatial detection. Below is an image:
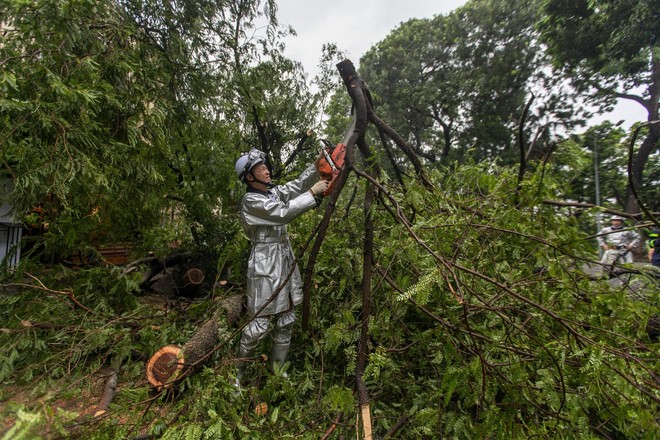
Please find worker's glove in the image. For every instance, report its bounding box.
[309,180,330,197]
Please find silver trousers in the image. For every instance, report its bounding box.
[236,310,295,377]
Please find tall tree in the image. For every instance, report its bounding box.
[538,0,659,213]
[0,0,314,260]
[359,0,584,168]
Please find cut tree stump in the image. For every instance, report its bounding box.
[183,268,204,286]
[146,345,185,391]
[145,293,244,390]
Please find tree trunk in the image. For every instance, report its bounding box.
[145,294,243,390]
[625,125,659,213]
[94,370,117,417]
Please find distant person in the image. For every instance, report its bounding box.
[646,228,660,268]
[645,228,660,339]
[597,215,640,269]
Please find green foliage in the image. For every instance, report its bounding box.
[0,0,314,265]
[552,121,659,215]
[560,122,628,208]
[293,159,658,438]
[0,409,42,440]
[0,0,171,250]
[538,0,657,91]
[322,385,355,414]
[538,0,659,211]
[1,159,658,438]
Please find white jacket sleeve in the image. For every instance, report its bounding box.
[273,164,319,203]
[241,191,317,227]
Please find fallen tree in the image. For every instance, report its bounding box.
[145,293,244,390]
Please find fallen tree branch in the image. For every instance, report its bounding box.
[2,273,97,315]
[121,256,159,275]
[301,60,369,331]
[320,413,342,440]
[383,415,409,439]
[368,112,434,189]
[541,200,659,219]
[94,370,118,418]
[145,294,243,390]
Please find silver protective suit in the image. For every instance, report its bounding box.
[597,225,640,265]
[236,164,320,379]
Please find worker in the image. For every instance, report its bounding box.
[597,215,640,269]
[233,148,328,387]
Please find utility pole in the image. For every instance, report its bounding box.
[593,141,603,258]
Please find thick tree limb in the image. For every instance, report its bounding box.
[368,112,434,189]
[301,60,369,330]
[94,370,118,417]
[336,59,374,439]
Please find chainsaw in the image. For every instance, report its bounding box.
[316,116,356,196]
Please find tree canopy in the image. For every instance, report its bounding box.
[538,0,659,212]
[359,0,587,167]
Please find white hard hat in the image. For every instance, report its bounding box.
[235,148,266,182]
[610,215,625,221]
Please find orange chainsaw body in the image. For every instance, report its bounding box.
[317,143,347,196]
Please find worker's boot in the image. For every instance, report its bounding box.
[234,334,259,389]
[235,317,269,390]
[270,342,290,378]
[270,311,294,378]
[234,352,249,394]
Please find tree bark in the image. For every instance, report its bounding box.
[336,58,375,440]
[625,124,659,214]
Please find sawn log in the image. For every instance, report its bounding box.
[145,294,244,390]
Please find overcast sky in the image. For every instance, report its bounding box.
[275,0,468,75]
[274,0,647,129]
